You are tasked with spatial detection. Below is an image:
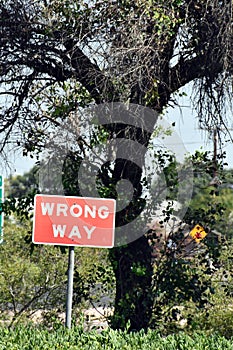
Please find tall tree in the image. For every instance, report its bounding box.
[0,0,232,330]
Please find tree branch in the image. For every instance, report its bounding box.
[169,54,224,94]
[65,42,119,104]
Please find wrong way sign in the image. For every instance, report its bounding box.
[33,194,116,248]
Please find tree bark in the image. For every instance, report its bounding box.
[103,121,155,330]
[109,236,153,330]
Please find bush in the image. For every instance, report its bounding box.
[0,220,68,325]
[189,241,233,339]
[0,324,232,350]
[0,219,115,327]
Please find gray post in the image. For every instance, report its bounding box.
[65,246,75,328]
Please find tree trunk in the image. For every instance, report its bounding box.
[109,236,153,330]
[105,121,154,331]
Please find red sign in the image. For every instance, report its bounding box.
[33,194,116,248]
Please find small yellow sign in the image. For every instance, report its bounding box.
[189,224,207,243]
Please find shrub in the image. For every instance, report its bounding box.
[0,324,232,350]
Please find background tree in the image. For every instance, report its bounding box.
[5,166,39,199]
[0,0,232,330]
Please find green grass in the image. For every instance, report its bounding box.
[0,325,232,350]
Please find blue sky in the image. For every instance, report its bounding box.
[166,98,233,169]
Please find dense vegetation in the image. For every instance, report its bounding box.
[0,325,233,350]
[1,154,233,341]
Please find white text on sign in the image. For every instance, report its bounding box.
[52,224,96,239]
[41,202,110,219]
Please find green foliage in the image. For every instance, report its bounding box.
[189,241,233,339]
[145,149,233,334]
[149,239,214,333]
[0,325,232,350]
[5,166,39,199]
[191,295,233,340]
[73,247,115,312]
[0,216,115,327]
[185,150,233,237]
[44,81,93,120]
[1,166,39,220]
[0,220,68,325]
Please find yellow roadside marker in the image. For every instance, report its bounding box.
[189,224,207,243]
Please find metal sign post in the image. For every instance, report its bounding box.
[65,246,75,328]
